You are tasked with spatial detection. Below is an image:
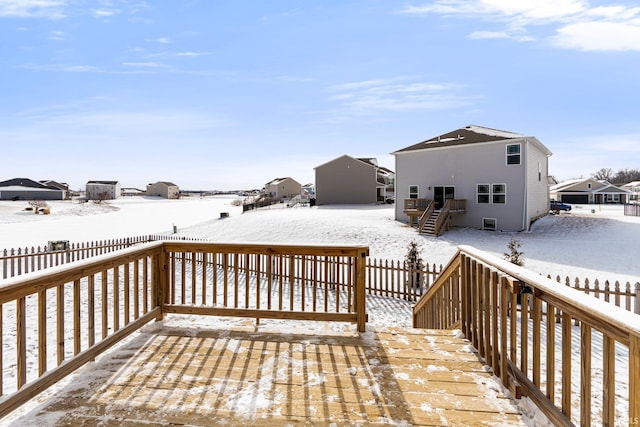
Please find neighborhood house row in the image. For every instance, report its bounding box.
[1,125,636,233]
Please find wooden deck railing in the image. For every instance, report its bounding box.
[417,200,434,232]
[0,241,368,419]
[413,245,640,426]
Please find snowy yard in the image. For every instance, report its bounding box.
[0,196,639,426]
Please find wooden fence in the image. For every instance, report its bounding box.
[624,203,640,217]
[412,245,640,426]
[2,238,639,311]
[0,241,368,418]
[0,235,201,280]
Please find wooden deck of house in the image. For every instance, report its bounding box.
[9,323,526,426]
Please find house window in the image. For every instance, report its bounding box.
[506,144,521,165]
[477,184,490,204]
[482,218,497,231]
[409,185,419,199]
[492,184,506,204]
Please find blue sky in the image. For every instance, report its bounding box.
[1,0,639,191]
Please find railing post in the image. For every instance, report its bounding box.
[635,282,640,315]
[356,250,367,332]
[154,246,169,321]
[631,335,640,426]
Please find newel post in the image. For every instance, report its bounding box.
[153,245,170,321]
[356,249,368,332]
[631,335,640,425]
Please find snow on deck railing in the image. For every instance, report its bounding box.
[413,245,640,427]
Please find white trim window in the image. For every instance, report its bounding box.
[506,143,521,165]
[477,183,506,204]
[482,218,497,231]
[477,184,490,204]
[492,184,506,204]
[409,185,419,199]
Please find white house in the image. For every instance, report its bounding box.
[86,181,121,200]
[392,125,552,233]
[550,178,631,204]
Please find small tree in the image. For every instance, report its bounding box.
[504,237,524,266]
[405,240,424,291]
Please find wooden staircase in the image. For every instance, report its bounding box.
[404,198,467,237]
[419,209,442,236]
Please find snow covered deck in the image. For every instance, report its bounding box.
[12,324,526,425]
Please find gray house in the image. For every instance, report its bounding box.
[0,178,65,200]
[550,178,631,204]
[314,155,395,205]
[146,181,180,199]
[393,125,552,233]
[86,180,121,200]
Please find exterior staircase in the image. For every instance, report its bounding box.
[419,209,441,236]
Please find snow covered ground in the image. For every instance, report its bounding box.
[0,197,639,426]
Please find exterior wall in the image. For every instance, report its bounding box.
[0,188,64,200]
[86,183,120,200]
[146,183,179,199]
[394,138,534,231]
[315,156,377,205]
[266,178,301,200]
[525,139,551,226]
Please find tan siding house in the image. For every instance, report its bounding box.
[146,182,180,199]
[314,155,394,205]
[264,177,301,201]
[393,125,552,232]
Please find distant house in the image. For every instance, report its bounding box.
[86,180,121,200]
[550,178,631,204]
[121,187,146,197]
[146,181,180,199]
[301,183,315,198]
[264,177,301,201]
[0,178,65,200]
[393,125,552,233]
[621,181,640,203]
[314,155,395,205]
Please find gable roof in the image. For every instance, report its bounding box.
[393,125,551,156]
[149,181,178,187]
[0,178,50,189]
[87,180,119,185]
[551,178,631,194]
[314,154,393,173]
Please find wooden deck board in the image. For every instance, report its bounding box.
[8,325,527,426]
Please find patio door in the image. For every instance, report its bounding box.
[434,186,455,210]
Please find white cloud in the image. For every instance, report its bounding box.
[122,61,166,68]
[176,51,210,57]
[147,37,170,44]
[0,0,67,19]
[554,21,640,51]
[93,8,120,18]
[327,78,476,115]
[399,0,640,52]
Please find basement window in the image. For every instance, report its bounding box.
[482,218,497,231]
